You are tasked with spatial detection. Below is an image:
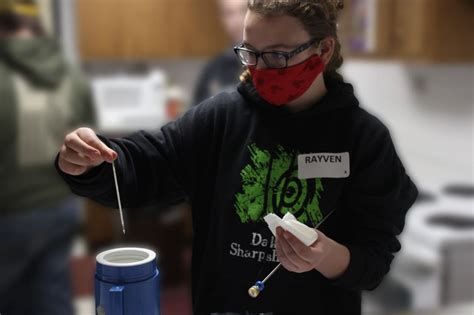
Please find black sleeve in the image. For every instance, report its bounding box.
[331,123,418,291]
[55,104,213,209]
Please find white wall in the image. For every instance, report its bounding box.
[341,61,474,189]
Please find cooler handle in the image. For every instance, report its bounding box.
[109,286,124,315]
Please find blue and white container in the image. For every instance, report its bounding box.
[95,247,160,315]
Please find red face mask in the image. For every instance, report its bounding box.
[249,54,325,106]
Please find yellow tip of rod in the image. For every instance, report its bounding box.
[248,285,260,298]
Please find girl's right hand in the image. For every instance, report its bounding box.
[58,127,118,176]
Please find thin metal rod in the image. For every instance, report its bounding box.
[262,264,281,284]
[112,160,126,235]
[261,209,336,284]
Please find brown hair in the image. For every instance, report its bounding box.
[241,0,345,82]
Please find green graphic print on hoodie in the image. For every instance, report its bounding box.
[235,143,323,225]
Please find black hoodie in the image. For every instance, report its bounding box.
[57,76,418,315]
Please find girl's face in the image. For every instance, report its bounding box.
[242,10,319,69]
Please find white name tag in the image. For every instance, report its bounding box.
[298,152,350,179]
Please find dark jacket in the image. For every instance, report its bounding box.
[0,36,95,215]
[57,76,418,314]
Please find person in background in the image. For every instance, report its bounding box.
[0,1,95,314]
[55,0,418,314]
[192,0,247,104]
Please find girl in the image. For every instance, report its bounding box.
[56,1,418,314]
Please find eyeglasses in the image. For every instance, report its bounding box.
[233,38,321,69]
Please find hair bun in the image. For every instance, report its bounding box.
[335,0,344,11]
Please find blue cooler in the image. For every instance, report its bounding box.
[95,247,160,315]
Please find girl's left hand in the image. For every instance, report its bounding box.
[275,226,332,273]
